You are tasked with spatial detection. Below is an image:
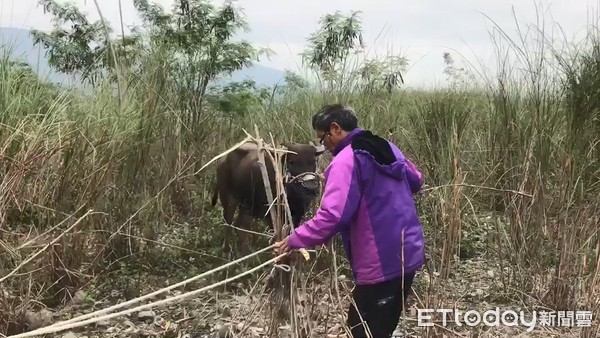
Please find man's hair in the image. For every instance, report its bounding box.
[312,104,358,132]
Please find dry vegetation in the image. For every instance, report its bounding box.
[0,1,599,337]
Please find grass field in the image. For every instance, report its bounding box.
[0,2,599,337]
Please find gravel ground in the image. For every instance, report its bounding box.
[16,254,597,338]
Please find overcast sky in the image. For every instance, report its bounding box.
[1,0,598,88]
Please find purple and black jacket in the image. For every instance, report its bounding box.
[287,128,425,285]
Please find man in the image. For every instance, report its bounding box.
[274,104,425,338]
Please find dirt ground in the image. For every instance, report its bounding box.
[16,252,596,338]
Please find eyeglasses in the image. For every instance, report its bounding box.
[318,124,331,144]
[319,132,330,144]
[319,133,326,144]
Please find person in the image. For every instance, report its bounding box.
[274,104,426,338]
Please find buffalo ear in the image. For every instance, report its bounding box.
[314,144,326,156]
[280,143,292,162]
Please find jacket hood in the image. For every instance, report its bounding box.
[348,130,406,180]
[332,128,364,156]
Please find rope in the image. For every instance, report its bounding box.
[41,245,275,330]
[284,171,322,184]
[8,252,289,338]
[223,223,273,239]
[272,264,291,272]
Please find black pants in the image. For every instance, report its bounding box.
[346,272,416,338]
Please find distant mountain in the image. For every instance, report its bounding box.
[0,27,79,86]
[224,63,287,87]
[0,27,286,89]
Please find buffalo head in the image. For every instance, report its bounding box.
[212,140,326,255]
[281,142,326,198]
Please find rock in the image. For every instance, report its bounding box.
[421,272,431,285]
[220,307,231,317]
[24,309,53,329]
[232,295,249,304]
[487,270,495,278]
[392,330,405,337]
[62,333,78,338]
[236,322,244,331]
[213,324,234,338]
[123,325,138,334]
[216,325,233,338]
[71,290,87,305]
[137,310,156,322]
[95,320,110,327]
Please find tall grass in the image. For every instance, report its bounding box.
[1,8,599,337]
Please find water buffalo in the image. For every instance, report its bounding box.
[211,141,325,253]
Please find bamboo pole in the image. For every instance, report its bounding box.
[253,125,279,231]
[238,127,314,337]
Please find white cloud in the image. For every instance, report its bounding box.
[1,0,597,88]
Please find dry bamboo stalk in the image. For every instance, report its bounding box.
[268,133,285,243]
[187,135,254,177]
[420,183,533,198]
[265,135,317,337]
[253,125,279,238]
[264,144,290,239]
[268,135,302,337]
[0,210,94,284]
[262,137,310,260]
[250,126,284,338]
[236,127,316,337]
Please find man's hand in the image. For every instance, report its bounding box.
[273,236,291,256]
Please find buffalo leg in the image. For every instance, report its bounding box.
[216,161,237,255]
[232,209,254,255]
[220,194,237,256]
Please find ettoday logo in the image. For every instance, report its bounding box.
[417,308,593,332]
